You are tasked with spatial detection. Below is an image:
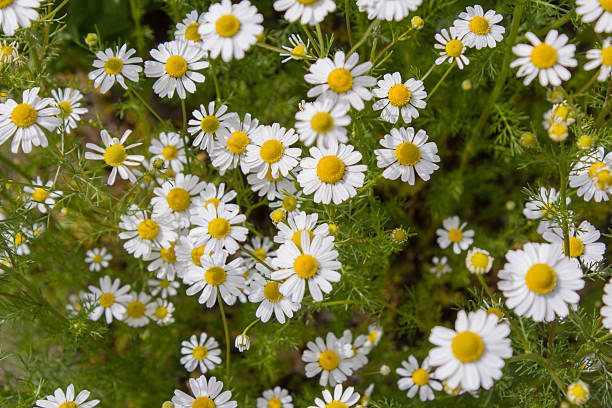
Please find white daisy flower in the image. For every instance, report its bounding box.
[542,220,606,265]
[144,40,209,99]
[189,202,248,255]
[372,73,427,124]
[66,291,94,316]
[257,386,293,408]
[274,210,330,249]
[34,384,99,408]
[152,173,207,228]
[144,242,179,280]
[271,231,341,303]
[434,28,470,69]
[30,222,45,238]
[242,236,276,269]
[374,127,439,184]
[465,247,494,275]
[435,216,474,254]
[235,334,251,351]
[211,112,260,175]
[85,247,112,272]
[273,0,336,25]
[149,132,187,173]
[118,205,178,259]
[85,129,144,185]
[87,275,131,324]
[547,117,569,142]
[180,332,222,373]
[51,88,88,134]
[601,278,612,332]
[305,51,376,110]
[576,0,612,33]
[199,0,263,62]
[248,279,301,324]
[302,332,355,387]
[396,355,442,401]
[0,40,19,64]
[148,276,180,298]
[0,87,61,153]
[356,0,422,22]
[453,5,505,50]
[0,0,40,36]
[123,291,152,327]
[341,329,369,371]
[510,30,577,87]
[188,101,237,153]
[585,39,612,82]
[542,102,574,130]
[280,34,311,63]
[429,256,451,277]
[567,380,590,405]
[171,375,237,408]
[295,94,350,149]
[270,192,302,217]
[359,323,383,350]
[88,44,143,93]
[428,310,512,391]
[23,177,61,213]
[497,242,584,322]
[523,186,570,235]
[4,227,32,256]
[245,123,301,180]
[183,250,246,308]
[309,384,360,408]
[246,169,297,201]
[175,10,205,43]
[191,182,239,215]
[570,146,612,202]
[359,383,374,407]
[175,234,207,278]
[148,298,175,325]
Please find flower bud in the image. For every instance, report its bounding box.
[379,364,390,376]
[235,334,250,352]
[411,16,424,30]
[85,33,98,47]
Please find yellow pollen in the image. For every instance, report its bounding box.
[318,349,339,370]
[310,112,334,134]
[192,396,216,408]
[155,306,168,319]
[58,403,79,408]
[185,22,201,41]
[448,228,463,243]
[525,263,557,294]
[588,161,607,179]
[191,246,205,267]
[227,130,249,154]
[324,403,348,408]
[165,55,188,78]
[263,281,282,303]
[577,135,594,150]
[205,198,221,209]
[268,397,282,408]
[291,44,307,59]
[297,0,317,4]
[291,229,314,251]
[271,209,286,224]
[259,139,285,164]
[103,144,127,167]
[294,254,318,279]
[563,237,585,258]
[265,168,284,182]
[208,218,231,239]
[216,14,241,37]
[167,187,191,212]
[137,219,160,240]
[487,307,503,321]
[0,44,16,60]
[92,254,103,263]
[99,292,115,308]
[468,15,490,35]
[601,0,612,12]
[317,155,345,184]
[162,145,179,160]
[470,252,490,269]
[596,169,612,190]
[104,57,123,74]
[191,345,208,360]
[553,105,569,121]
[31,188,49,202]
[159,279,171,288]
[327,68,354,93]
[569,384,588,399]
[451,331,484,363]
[160,244,176,263]
[531,44,558,69]
[282,196,297,212]
[412,368,430,386]
[201,115,220,133]
[388,84,412,107]
[395,142,421,166]
[445,39,464,57]
[127,301,145,318]
[368,331,378,343]
[549,123,567,140]
[57,101,72,119]
[11,104,37,128]
[602,46,612,66]
[205,266,226,286]
[13,232,24,246]
[253,248,267,261]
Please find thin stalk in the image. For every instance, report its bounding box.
[180,98,191,173]
[345,0,353,47]
[217,292,231,384]
[421,62,437,81]
[558,140,570,256]
[209,63,222,102]
[475,274,494,299]
[356,173,383,195]
[301,25,320,56]
[238,243,275,272]
[315,24,325,56]
[43,0,69,21]
[241,318,260,335]
[348,19,380,56]
[595,78,612,127]
[425,62,455,101]
[129,88,163,122]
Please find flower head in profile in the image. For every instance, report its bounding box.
[280,34,311,63]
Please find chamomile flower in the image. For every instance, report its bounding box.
[577,135,596,151]
[180,332,222,373]
[372,73,427,124]
[84,129,144,185]
[144,40,209,99]
[87,275,131,324]
[295,95,351,148]
[242,236,276,269]
[436,216,474,254]
[356,0,422,22]
[280,34,311,63]
[149,132,187,173]
[298,143,366,205]
[0,0,40,36]
[148,298,175,325]
[569,146,612,202]
[511,30,577,87]
[66,291,94,316]
[453,5,505,50]
[175,234,207,278]
[123,292,152,327]
[0,40,19,64]
[247,169,297,201]
[191,182,239,215]
[273,0,336,25]
[211,112,260,175]
[118,205,178,259]
[34,384,99,408]
[148,276,180,298]
[145,243,179,280]
[189,202,248,255]
[245,123,301,179]
[235,334,251,351]
[5,227,31,256]
[341,329,369,371]
[396,356,442,401]
[0,87,61,153]
[199,0,263,62]
[175,10,205,43]
[271,231,341,303]
[257,387,293,408]
[270,192,303,217]
[183,250,246,308]
[601,278,612,332]
[152,173,207,228]
[358,384,374,407]
[434,28,469,69]
[51,88,88,134]
[359,323,383,350]
[542,102,574,130]
[567,380,590,405]
[429,256,451,277]
[497,242,584,322]
[374,127,440,184]
[302,332,355,387]
[548,118,569,142]
[88,44,142,93]
[576,0,612,33]
[85,247,112,272]
[248,279,301,324]
[465,247,494,275]
[542,220,606,265]
[188,102,237,153]
[586,40,612,83]
[523,187,570,234]
[274,210,330,248]
[171,375,237,408]
[23,177,61,213]
[428,309,512,391]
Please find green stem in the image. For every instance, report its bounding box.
[301,25,320,56]
[425,62,455,101]
[356,173,383,195]
[345,0,353,47]
[315,24,325,57]
[209,63,222,102]
[217,292,231,384]
[558,140,571,255]
[129,88,163,122]
[595,78,612,127]
[238,243,275,272]
[241,318,260,335]
[475,274,494,299]
[313,299,360,307]
[180,98,191,173]
[44,0,69,21]
[348,19,380,56]
[421,62,437,81]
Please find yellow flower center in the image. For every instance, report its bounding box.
[253,248,267,261]
[92,254,103,263]
[208,218,231,239]
[568,384,588,399]
[127,300,145,318]
[191,246,205,267]
[282,196,297,212]
[292,44,307,59]
[577,135,594,150]
[0,0,14,9]
[155,306,168,319]
[57,101,73,119]
[470,252,490,269]
[448,228,463,243]
[103,144,127,167]
[14,232,24,246]
[205,266,226,286]
[325,403,348,408]
[104,57,123,74]
[58,403,79,408]
[192,396,216,408]
[0,44,15,60]
[388,84,412,107]
[525,263,557,294]
[137,219,160,240]
[395,142,421,166]
[531,44,558,69]
[601,46,612,67]
[227,130,249,154]
[158,279,170,289]
[468,15,490,35]
[553,105,569,121]
[451,331,484,363]
[600,0,612,12]
[317,155,345,184]
[293,254,318,279]
[162,145,179,160]
[263,281,283,303]
[192,345,208,360]
[487,307,503,320]
[368,331,378,343]
[297,0,318,4]
[260,139,285,164]
[596,169,612,190]
[271,209,286,224]
[327,68,354,93]
[165,55,188,78]
[160,244,176,263]
[31,188,49,202]
[291,229,314,251]
[563,237,585,258]
[521,132,536,147]
[268,397,282,408]
[445,39,464,57]
[99,292,115,308]
[318,349,339,370]
[185,22,201,41]
[549,123,567,139]
[412,368,430,386]
[310,112,334,134]
[201,115,220,133]
[167,187,191,212]
[11,104,37,128]
[216,14,241,37]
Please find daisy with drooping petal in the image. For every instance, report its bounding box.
[542,220,606,265]
[497,242,584,322]
[145,242,179,280]
[85,129,144,185]
[436,216,474,254]
[34,384,99,408]
[429,256,451,277]
[148,276,180,298]
[191,182,239,216]
[246,169,297,201]
[372,73,427,124]
[274,210,330,248]
[188,101,237,153]
[295,94,350,148]
[547,117,569,142]
[465,247,494,275]
[175,10,205,43]
[149,132,187,173]
[171,375,237,408]
[434,28,469,69]
[85,247,112,272]
[356,0,422,22]
[245,123,301,179]
[0,87,61,153]
[273,0,336,25]
[189,202,248,255]
[570,146,612,202]
[88,44,142,93]
[87,275,131,324]
[152,173,207,228]
[211,112,260,175]
[242,236,276,269]
[453,5,505,50]
[144,40,209,99]
[199,0,263,62]
[175,234,207,278]
[248,279,301,324]
[23,177,62,213]
[148,298,175,325]
[123,292,152,327]
[374,127,439,184]
[118,205,178,259]
[280,34,311,63]
[601,278,612,332]
[576,0,612,33]
[302,332,354,387]
[305,51,376,110]
[510,30,577,87]
[428,310,512,391]
[358,323,383,351]
[66,291,94,317]
[51,88,88,134]
[585,39,612,82]
[180,332,222,373]
[542,102,574,130]
[396,355,442,401]
[257,387,293,408]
